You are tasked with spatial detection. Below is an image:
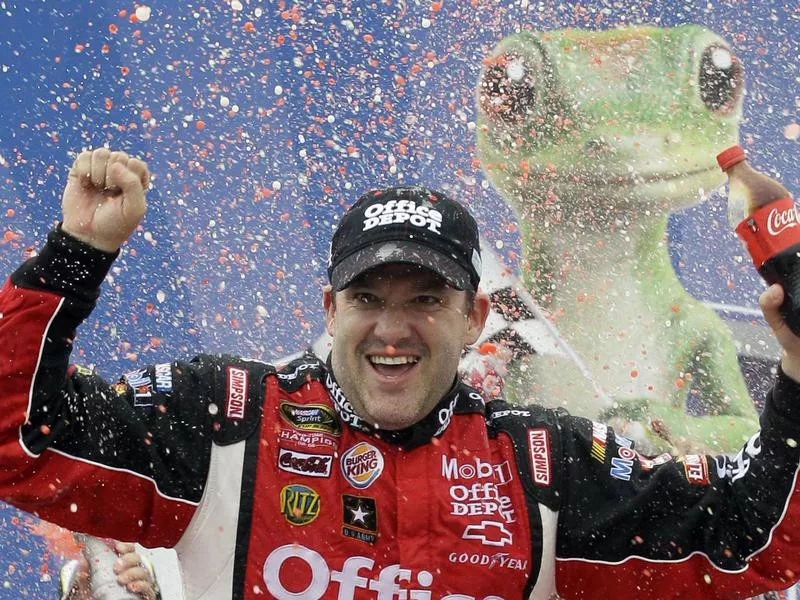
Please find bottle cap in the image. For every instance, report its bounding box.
[717,145,747,171]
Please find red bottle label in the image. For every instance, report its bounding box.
[735,197,800,268]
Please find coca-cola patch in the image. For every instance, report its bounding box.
[736,197,800,268]
[278,448,333,478]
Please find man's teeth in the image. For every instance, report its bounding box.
[369,355,419,365]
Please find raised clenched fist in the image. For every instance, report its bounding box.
[61,148,150,252]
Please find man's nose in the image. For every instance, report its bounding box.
[372,303,414,342]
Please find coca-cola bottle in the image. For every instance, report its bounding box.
[717,144,800,334]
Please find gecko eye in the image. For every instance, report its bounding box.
[479,52,540,124]
[698,45,743,115]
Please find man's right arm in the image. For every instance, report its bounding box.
[0,150,219,547]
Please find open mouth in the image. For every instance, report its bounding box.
[367,354,420,379]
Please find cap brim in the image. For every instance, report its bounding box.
[330,240,473,291]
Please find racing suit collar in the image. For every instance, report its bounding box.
[323,354,485,450]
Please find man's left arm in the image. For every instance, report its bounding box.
[554,284,800,599]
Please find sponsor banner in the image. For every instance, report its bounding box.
[341,442,384,489]
[279,484,320,526]
[263,543,509,599]
[342,494,378,545]
[528,428,551,487]
[277,448,333,478]
[279,401,341,436]
[226,367,248,420]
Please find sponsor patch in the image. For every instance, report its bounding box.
[279,401,341,436]
[341,442,384,489]
[278,448,333,478]
[448,551,528,571]
[279,484,320,526]
[449,482,515,523]
[361,198,443,234]
[681,454,710,485]
[528,428,551,486]
[72,364,94,377]
[637,452,672,472]
[124,369,154,407]
[342,495,378,544]
[441,455,512,485]
[154,363,172,392]
[226,367,248,420]
[462,520,513,547]
[590,422,607,463]
[609,445,636,482]
[278,428,337,450]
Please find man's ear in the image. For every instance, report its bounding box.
[465,291,491,346]
[323,285,335,336]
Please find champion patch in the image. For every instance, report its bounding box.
[279,401,341,436]
[340,442,384,489]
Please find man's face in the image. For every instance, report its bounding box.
[324,264,489,430]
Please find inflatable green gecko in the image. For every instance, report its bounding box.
[476,25,759,453]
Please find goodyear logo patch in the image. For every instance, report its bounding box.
[341,442,384,490]
[280,401,341,436]
[279,484,320,526]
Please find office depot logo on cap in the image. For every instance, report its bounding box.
[328,186,482,291]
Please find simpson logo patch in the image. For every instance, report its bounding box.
[279,401,341,436]
[528,428,551,486]
[226,367,248,420]
[341,442,384,489]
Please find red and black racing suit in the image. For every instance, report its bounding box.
[2,227,800,599]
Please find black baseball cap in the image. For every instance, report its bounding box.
[328,186,482,292]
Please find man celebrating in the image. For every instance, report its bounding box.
[1,148,800,599]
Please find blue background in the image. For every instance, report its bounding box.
[0,0,796,595]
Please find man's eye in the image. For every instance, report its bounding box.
[415,295,442,305]
[353,292,379,305]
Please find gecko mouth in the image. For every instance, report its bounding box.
[493,164,720,188]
